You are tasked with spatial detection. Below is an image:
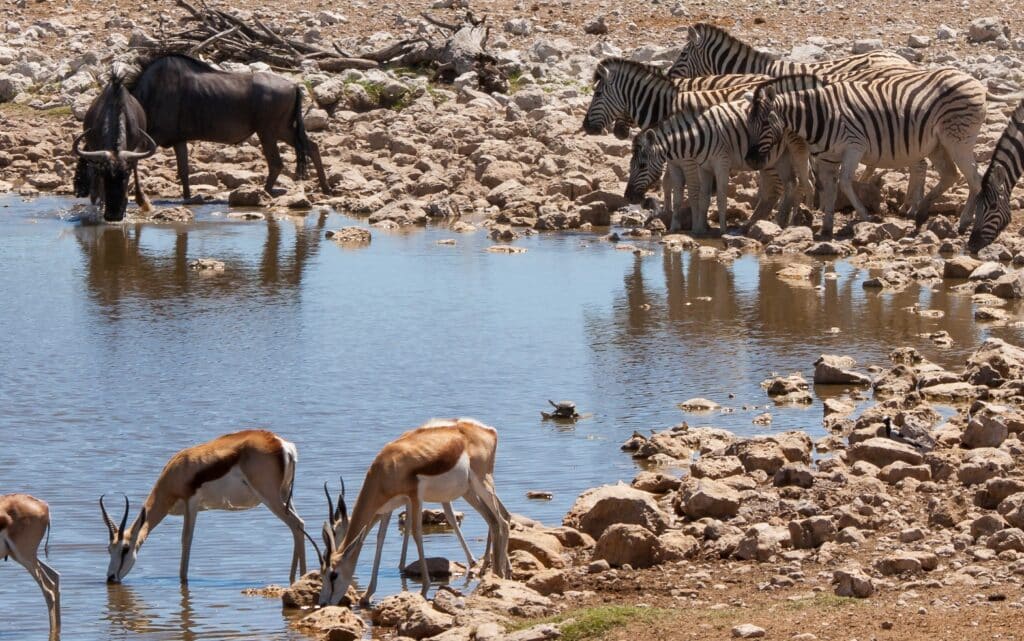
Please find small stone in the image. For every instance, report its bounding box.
[732,624,765,638]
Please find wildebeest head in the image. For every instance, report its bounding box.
[73,130,155,222]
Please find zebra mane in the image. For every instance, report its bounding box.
[753,73,827,98]
[689,23,780,62]
[594,57,667,82]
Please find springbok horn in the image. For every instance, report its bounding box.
[118,495,130,541]
[121,131,157,162]
[322,520,337,558]
[337,476,348,528]
[72,130,112,162]
[302,529,324,568]
[324,481,335,524]
[99,495,118,542]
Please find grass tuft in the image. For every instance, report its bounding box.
[512,605,671,641]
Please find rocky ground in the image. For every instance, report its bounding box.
[6,1,1024,639]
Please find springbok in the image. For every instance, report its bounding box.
[315,418,511,607]
[100,429,307,584]
[0,494,60,634]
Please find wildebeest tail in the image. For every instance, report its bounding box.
[292,87,310,181]
[73,159,91,197]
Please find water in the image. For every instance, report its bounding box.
[1,195,1021,640]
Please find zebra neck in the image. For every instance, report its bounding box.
[633,78,676,129]
[661,118,698,160]
[990,108,1024,188]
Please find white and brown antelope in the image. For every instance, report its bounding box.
[100,429,307,584]
[0,494,60,634]
[315,418,511,607]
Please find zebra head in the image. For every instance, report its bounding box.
[967,164,1013,253]
[624,129,666,204]
[668,25,710,79]
[584,61,627,137]
[743,85,783,170]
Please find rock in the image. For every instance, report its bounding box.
[833,568,874,598]
[789,516,836,549]
[908,34,931,48]
[691,455,745,480]
[508,530,566,568]
[228,185,269,207]
[401,557,465,578]
[977,478,1024,509]
[958,448,1014,486]
[962,413,1008,449]
[304,108,330,132]
[732,624,766,639]
[583,16,608,35]
[971,514,1008,539]
[763,374,812,404]
[372,593,454,639]
[969,17,1009,43]
[735,523,790,562]
[944,255,982,278]
[969,261,1006,281]
[878,461,931,484]
[0,73,30,103]
[467,576,552,618]
[504,625,561,641]
[563,484,668,538]
[655,531,700,562]
[678,397,720,412]
[677,478,741,519]
[989,528,1024,553]
[504,18,532,36]
[593,523,659,568]
[326,227,372,244]
[873,365,917,396]
[282,571,323,608]
[777,263,813,280]
[774,463,814,488]
[526,569,566,595]
[747,220,782,243]
[848,437,923,468]
[992,271,1024,299]
[998,493,1024,529]
[876,551,938,576]
[852,39,884,54]
[937,24,958,40]
[296,606,366,641]
[727,439,788,475]
[964,338,1024,385]
[813,354,871,385]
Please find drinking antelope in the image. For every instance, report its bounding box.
[315,418,511,606]
[100,429,307,584]
[0,494,60,634]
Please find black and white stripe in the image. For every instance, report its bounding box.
[968,100,1024,252]
[744,71,987,236]
[624,100,812,234]
[669,23,912,80]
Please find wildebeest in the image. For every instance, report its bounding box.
[130,55,330,200]
[73,71,157,222]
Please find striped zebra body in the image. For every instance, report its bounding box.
[669,23,913,79]
[968,100,1024,252]
[624,101,812,234]
[745,71,987,236]
[583,59,805,230]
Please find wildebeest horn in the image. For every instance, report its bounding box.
[72,131,112,162]
[99,494,118,543]
[118,495,130,541]
[121,131,157,162]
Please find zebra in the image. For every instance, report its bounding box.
[744,71,987,237]
[967,100,1024,252]
[669,22,914,79]
[624,100,813,235]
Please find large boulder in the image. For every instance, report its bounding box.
[563,484,668,538]
[968,16,1010,42]
[875,552,937,576]
[962,413,1008,449]
[593,523,660,568]
[372,593,454,639]
[989,528,1024,553]
[676,478,742,519]
[992,272,1024,299]
[735,523,790,562]
[282,571,323,608]
[467,577,553,618]
[964,338,1024,385]
[789,516,836,549]
[958,448,1014,486]
[998,493,1024,529]
[976,478,1024,509]
[943,255,981,279]
[508,530,566,568]
[525,569,567,596]
[848,437,923,468]
[813,355,871,385]
[691,455,745,479]
[655,531,701,562]
[297,606,366,641]
[726,439,788,475]
[833,568,874,598]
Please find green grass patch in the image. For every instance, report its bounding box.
[506,69,528,93]
[511,605,671,641]
[0,101,72,119]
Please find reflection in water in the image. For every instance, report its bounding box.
[72,212,327,315]
[105,584,156,635]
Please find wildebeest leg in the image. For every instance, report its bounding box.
[133,165,152,212]
[173,143,192,201]
[306,140,330,195]
[258,133,284,196]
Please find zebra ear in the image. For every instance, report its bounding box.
[991,163,1010,192]
[640,128,657,147]
[742,91,755,104]
[687,25,701,45]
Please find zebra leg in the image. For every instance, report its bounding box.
[837,149,870,222]
[661,169,675,229]
[695,167,714,236]
[858,165,877,183]
[671,162,688,231]
[685,162,705,234]
[900,159,928,217]
[914,148,960,228]
[713,161,731,234]
[816,160,841,238]
[950,145,984,234]
[750,168,783,226]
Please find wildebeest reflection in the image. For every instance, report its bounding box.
[73,214,326,312]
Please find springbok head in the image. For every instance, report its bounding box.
[100,494,145,583]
